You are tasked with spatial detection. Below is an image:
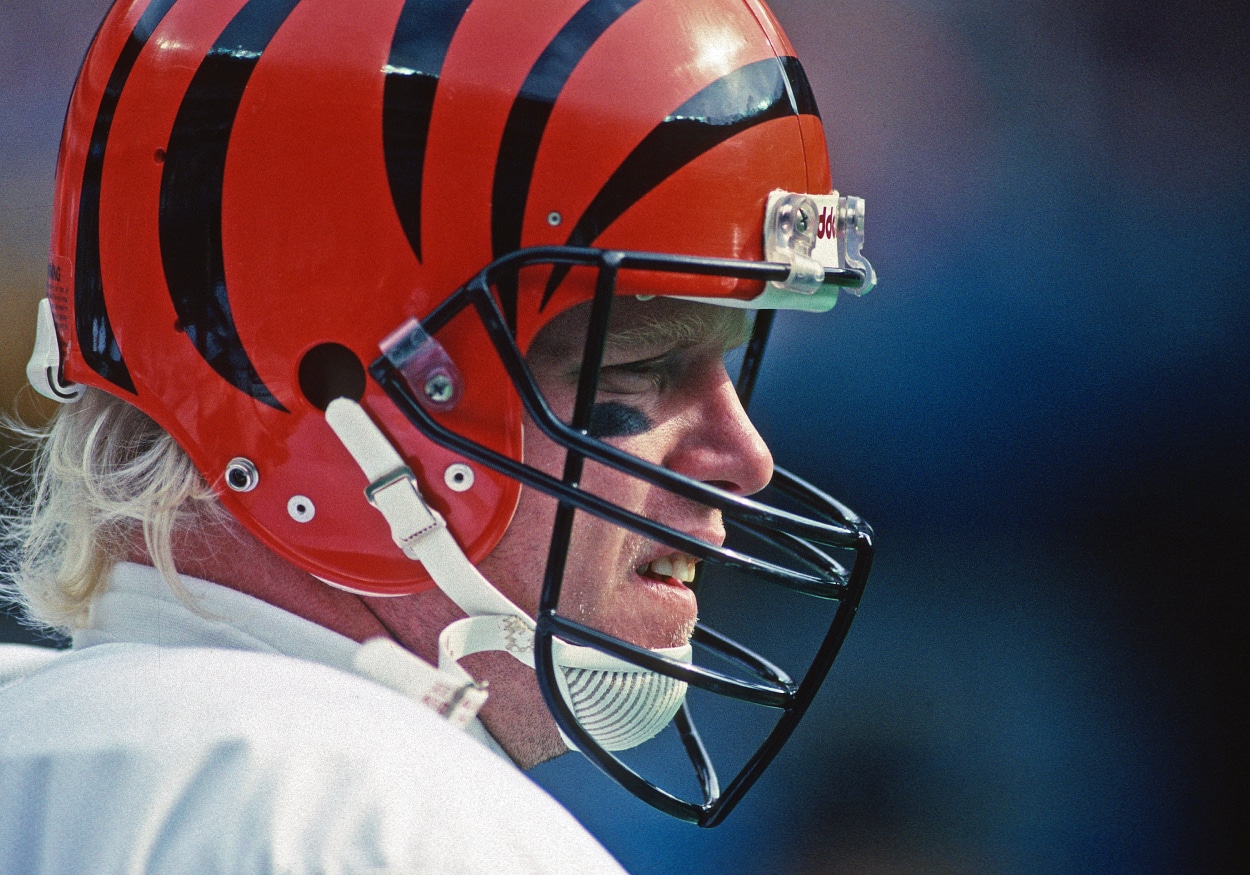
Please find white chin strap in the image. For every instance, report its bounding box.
[325,398,689,752]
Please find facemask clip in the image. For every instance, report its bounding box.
[379,317,462,413]
[835,195,876,296]
[764,190,876,296]
[27,298,84,403]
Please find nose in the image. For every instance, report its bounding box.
[665,364,774,497]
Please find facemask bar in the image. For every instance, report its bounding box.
[369,246,872,826]
[387,250,868,569]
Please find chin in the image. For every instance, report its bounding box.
[607,571,699,650]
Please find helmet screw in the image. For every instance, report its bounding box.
[424,371,456,404]
[547,210,563,227]
[225,457,260,493]
[795,209,809,235]
[444,463,474,492]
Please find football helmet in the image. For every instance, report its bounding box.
[33,0,875,825]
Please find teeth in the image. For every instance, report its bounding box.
[674,555,693,582]
[641,554,697,583]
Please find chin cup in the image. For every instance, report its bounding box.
[438,613,691,752]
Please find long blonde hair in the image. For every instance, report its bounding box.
[2,388,223,634]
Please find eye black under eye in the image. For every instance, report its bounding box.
[588,402,653,438]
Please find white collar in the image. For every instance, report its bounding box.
[74,562,506,759]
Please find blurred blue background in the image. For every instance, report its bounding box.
[2,1,1245,873]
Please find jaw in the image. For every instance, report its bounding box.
[460,648,569,769]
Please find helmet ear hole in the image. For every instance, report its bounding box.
[299,343,366,410]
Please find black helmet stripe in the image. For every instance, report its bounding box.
[490,0,644,332]
[542,55,819,304]
[779,54,821,119]
[74,0,182,394]
[159,0,306,412]
[383,0,476,265]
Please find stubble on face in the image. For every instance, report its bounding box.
[445,298,760,766]
[477,298,753,648]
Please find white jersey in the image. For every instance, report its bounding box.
[0,563,627,875]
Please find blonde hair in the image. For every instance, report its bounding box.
[2,388,223,635]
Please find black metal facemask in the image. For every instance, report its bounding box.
[370,245,873,826]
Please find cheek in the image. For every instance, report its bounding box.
[522,413,566,476]
[477,486,553,616]
[481,413,662,615]
[475,420,561,614]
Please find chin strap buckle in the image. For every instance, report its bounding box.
[363,464,445,557]
[323,397,536,617]
[325,398,446,561]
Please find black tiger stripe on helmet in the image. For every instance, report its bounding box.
[382,0,476,265]
[159,0,304,412]
[74,0,181,394]
[489,0,645,332]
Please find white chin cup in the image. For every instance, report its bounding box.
[439,615,691,752]
[551,637,692,752]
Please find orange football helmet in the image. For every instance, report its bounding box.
[34,0,876,824]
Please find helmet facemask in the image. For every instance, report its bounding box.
[360,245,873,826]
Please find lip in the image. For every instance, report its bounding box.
[636,527,723,565]
[636,565,694,589]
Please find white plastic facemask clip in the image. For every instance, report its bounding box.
[764,190,877,297]
[836,195,877,296]
[27,298,84,403]
[764,192,824,294]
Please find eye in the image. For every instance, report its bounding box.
[597,353,677,395]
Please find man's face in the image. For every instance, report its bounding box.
[476,297,775,651]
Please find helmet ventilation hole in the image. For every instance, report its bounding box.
[287,495,315,523]
[299,343,366,410]
[444,463,474,492]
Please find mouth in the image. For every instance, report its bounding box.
[636,553,699,587]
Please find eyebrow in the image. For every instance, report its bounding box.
[605,305,752,356]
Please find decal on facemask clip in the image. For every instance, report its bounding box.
[379,317,462,413]
[764,190,877,297]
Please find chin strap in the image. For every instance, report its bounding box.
[324,399,527,619]
[351,636,488,728]
[436,612,692,752]
[324,398,691,752]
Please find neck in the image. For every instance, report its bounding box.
[127,513,567,768]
